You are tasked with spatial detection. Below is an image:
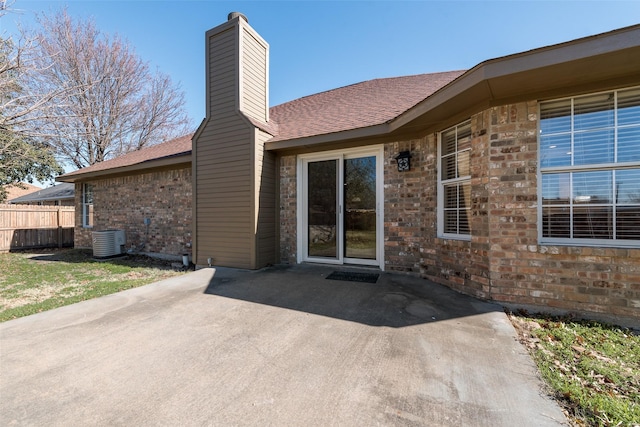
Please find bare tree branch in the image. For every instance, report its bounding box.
[22,9,192,169]
[1,6,191,200]
[1,6,63,200]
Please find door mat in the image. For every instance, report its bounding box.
[326,271,379,283]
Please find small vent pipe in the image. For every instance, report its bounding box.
[228,12,248,23]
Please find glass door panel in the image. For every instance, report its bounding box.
[307,160,338,258]
[344,156,376,259]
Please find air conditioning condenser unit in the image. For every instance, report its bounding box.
[92,230,126,258]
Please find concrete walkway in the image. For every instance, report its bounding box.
[0,264,567,426]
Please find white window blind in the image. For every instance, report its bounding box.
[539,87,640,245]
[82,184,94,228]
[439,120,471,237]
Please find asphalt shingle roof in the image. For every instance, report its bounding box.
[61,134,193,178]
[268,70,465,142]
[9,183,75,203]
[60,71,466,179]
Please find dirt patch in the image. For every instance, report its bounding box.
[0,284,84,310]
[0,249,185,317]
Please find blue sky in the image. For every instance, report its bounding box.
[2,0,639,129]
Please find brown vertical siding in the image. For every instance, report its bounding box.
[241,27,268,122]
[254,129,276,267]
[197,19,252,269]
[195,16,274,269]
[194,116,254,268]
[208,27,237,117]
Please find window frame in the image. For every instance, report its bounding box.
[437,119,472,240]
[82,183,94,228]
[537,87,640,248]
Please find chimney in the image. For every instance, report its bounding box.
[204,12,269,123]
[193,14,274,270]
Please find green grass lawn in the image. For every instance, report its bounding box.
[510,312,640,426]
[0,249,186,322]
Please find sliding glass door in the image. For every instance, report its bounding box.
[307,159,338,258]
[344,156,377,260]
[300,147,383,267]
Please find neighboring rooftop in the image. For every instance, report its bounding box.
[9,183,75,204]
[3,183,42,202]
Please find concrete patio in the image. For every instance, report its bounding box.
[0,264,567,426]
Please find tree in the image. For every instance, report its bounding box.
[0,7,63,202]
[25,9,191,169]
[0,130,63,202]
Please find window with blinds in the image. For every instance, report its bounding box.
[82,183,94,228]
[539,87,640,246]
[438,120,471,238]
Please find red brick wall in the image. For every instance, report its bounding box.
[420,101,639,321]
[279,155,297,264]
[74,167,192,259]
[487,102,542,304]
[277,101,639,322]
[417,115,491,299]
[485,102,639,320]
[384,139,429,274]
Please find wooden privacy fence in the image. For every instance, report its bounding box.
[0,204,75,251]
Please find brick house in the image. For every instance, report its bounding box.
[59,15,640,323]
[58,134,193,257]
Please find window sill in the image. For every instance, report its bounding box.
[437,234,472,242]
[539,238,639,249]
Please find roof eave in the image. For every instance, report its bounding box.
[391,24,640,132]
[11,195,75,203]
[192,117,208,141]
[56,153,192,183]
[266,123,390,152]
